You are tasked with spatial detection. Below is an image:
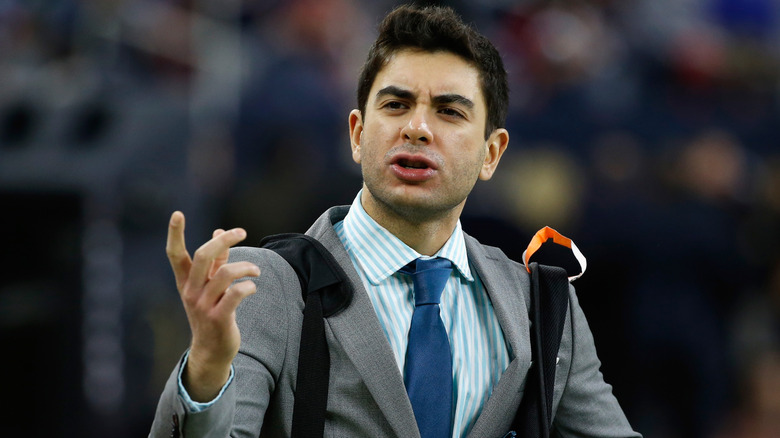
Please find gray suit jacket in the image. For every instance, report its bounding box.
[149,206,641,438]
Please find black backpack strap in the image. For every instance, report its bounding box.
[259,233,353,438]
[511,262,570,438]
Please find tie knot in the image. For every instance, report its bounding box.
[401,257,453,306]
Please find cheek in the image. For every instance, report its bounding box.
[363,125,396,154]
[447,133,486,162]
[358,135,382,167]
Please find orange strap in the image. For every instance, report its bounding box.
[522,226,587,282]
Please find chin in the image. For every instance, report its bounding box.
[365,182,466,220]
[390,195,465,223]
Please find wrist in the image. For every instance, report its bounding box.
[183,350,233,402]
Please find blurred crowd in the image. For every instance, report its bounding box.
[1,0,780,437]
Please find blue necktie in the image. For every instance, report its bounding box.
[401,257,454,438]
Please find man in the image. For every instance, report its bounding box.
[150,4,641,438]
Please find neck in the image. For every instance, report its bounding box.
[360,190,462,256]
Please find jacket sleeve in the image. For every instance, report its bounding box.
[148,247,300,438]
[550,285,642,438]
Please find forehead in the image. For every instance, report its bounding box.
[370,49,485,108]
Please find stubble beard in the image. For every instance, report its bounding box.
[361,148,483,226]
[366,182,462,226]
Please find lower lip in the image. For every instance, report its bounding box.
[391,164,436,182]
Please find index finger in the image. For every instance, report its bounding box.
[166,211,191,288]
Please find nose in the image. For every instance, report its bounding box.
[401,107,433,145]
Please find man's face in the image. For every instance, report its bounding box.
[349,49,508,224]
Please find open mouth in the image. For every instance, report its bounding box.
[389,153,438,182]
[391,153,437,170]
[397,158,430,169]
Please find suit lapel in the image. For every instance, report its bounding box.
[465,235,533,438]
[303,208,532,438]
[307,207,420,438]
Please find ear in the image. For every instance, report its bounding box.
[479,128,509,181]
[349,109,363,164]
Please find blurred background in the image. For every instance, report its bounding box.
[1,0,779,436]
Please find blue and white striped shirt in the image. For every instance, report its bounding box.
[335,192,510,437]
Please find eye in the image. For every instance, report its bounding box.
[382,101,408,111]
[439,107,465,119]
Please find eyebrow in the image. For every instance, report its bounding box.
[376,85,415,101]
[375,86,474,110]
[432,93,474,110]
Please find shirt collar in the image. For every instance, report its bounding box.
[341,190,473,285]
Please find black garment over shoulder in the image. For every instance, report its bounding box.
[259,234,570,438]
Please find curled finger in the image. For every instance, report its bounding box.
[200,261,260,306]
[190,228,248,290]
[217,279,258,313]
[210,229,229,279]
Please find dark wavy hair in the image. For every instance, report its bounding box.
[356,4,509,138]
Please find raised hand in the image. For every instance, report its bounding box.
[166,211,260,401]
